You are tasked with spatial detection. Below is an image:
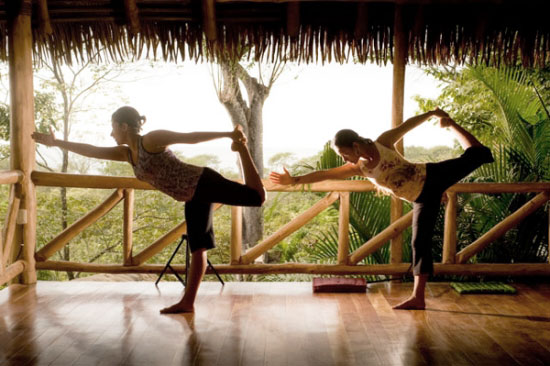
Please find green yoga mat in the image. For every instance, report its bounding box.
[450,282,517,294]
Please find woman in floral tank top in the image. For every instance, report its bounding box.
[270,108,493,310]
[33,106,265,314]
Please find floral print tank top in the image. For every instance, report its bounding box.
[358,141,426,202]
[131,137,204,202]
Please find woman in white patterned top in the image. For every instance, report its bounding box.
[270,108,493,310]
[33,106,266,314]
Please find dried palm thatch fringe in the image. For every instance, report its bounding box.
[0,21,541,67]
[0,2,549,67]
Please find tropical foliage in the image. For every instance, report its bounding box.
[417,66,550,267]
[303,143,411,282]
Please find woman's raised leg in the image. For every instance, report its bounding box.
[232,140,266,203]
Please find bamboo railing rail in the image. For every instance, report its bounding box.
[30,171,550,277]
[1,170,25,286]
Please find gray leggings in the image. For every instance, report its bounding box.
[411,145,494,275]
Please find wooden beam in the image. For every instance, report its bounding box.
[31,172,550,194]
[337,192,350,265]
[241,192,339,264]
[286,2,300,37]
[390,4,408,266]
[442,192,457,264]
[202,0,217,41]
[231,206,242,264]
[35,189,124,261]
[32,171,154,190]
[0,170,23,185]
[123,189,134,266]
[354,3,368,38]
[0,260,26,286]
[8,0,36,284]
[37,0,53,35]
[449,182,550,193]
[2,185,20,268]
[35,260,550,276]
[123,0,141,35]
[349,210,413,265]
[456,191,550,264]
[265,179,375,192]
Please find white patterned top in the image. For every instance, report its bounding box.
[131,137,204,202]
[358,141,426,202]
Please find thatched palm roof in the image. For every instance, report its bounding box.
[0,0,548,66]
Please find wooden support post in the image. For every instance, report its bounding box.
[231,206,242,264]
[35,189,124,261]
[241,192,339,265]
[456,191,550,264]
[349,211,413,265]
[123,189,134,266]
[390,4,408,266]
[37,0,53,35]
[123,0,141,35]
[202,0,217,41]
[442,192,457,264]
[287,2,300,38]
[337,192,350,265]
[2,185,21,268]
[8,0,36,284]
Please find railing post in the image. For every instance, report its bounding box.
[123,189,134,266]
[442,192,457,264]
[337,192,350,265]
[231,206,242,264]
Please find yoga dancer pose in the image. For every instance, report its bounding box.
[270,108,493,309]
[32,106,265,314]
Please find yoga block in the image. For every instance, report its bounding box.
[312,277,367,293]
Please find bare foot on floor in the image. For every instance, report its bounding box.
[160,303,194,314]
[392,297,425,310]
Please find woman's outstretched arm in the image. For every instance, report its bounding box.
[32,128,130,162]
[143,126,245,151]
[376,108,448,149]
[270,163,361,185]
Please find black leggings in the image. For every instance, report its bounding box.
[185,168,262,252]
[411,146,494,275]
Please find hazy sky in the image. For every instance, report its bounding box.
[54,61,457,170]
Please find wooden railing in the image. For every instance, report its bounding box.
[0,170,26,286]
[30,171,550,277]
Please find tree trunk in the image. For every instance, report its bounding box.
[217,61,265,256]
[243,96,264,254]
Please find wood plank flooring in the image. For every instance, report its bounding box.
[1,281,550,366]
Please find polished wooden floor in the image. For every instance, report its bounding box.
[1,280,550,366]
